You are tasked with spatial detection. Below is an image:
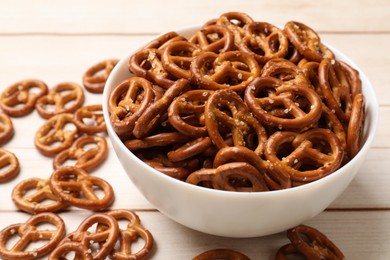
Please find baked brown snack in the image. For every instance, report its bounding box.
[244,76,322,130]
[161,40,200,80]
[0,112,14,146]
[347,93,365,159]
[190,50,261,92]
[109,76,156,137]
[189,24,234,53]
[187,162,268,192]
[73,104,107,134]
[205,88,267,155]
[193,248,250,260]
[0,148,19,183]
[48,210,154,260]
[264,128,344,183]
[216,12,254,46]
[82,59,119,93]
[48,242,93,260]
[136,150,200,180]
[284,21,335,62]
[0,79,48,117]
[167,89,212,138]
[0,213,65,260]
[107,12,366,191]
[240,22,289,65]
[319,58,355,123]
[97,209,154,259]
[129,48,176,89]
[34,113,78,156]
[49,166,115,211]
[275,224,345,260]
[12,177,68,214]
[275,243,302,260]
[213,146,291,190]
[35,82,85,119]
[52,134,108,171]
[56,213,119,260]
[132,78,189,138]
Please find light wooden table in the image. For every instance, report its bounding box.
[0,0,389,259]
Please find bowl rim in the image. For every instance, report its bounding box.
[102,25,379,198]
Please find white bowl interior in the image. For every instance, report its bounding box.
[102,26,379,237]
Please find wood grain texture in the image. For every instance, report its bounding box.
[0,211,389,259]
[0,0,389,33]
[0,34,388,105]
[0,1,389,258]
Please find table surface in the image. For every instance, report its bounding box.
[0,0,389,259]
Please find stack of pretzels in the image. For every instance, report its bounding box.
[0,210,154,259]
[0,11,352,259]
[0,59,157,259]
[109,12,365,191]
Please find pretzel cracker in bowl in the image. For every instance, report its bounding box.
[109,12,365,191]
[102,11,378,237]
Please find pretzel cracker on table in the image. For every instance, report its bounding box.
[0,54,157,259]
[0,10,364,258]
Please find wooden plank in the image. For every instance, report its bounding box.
[0,83,387,212]
[304,211,390,259]
[0,35,152,88]
[374,107,390,148]
[0,145,388,211]
[6,105,387,149]
[0,33,388,149]
[3,99,386,150]
[0,0,389,34]
[0,210,388,258]
[0,147,154,211]
[330,147,390,208]
[0,32,388,213]
[0,33,389,105]
[0,1,388,259]
[322,33,390,107]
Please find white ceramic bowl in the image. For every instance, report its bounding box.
[102,26,379,238]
